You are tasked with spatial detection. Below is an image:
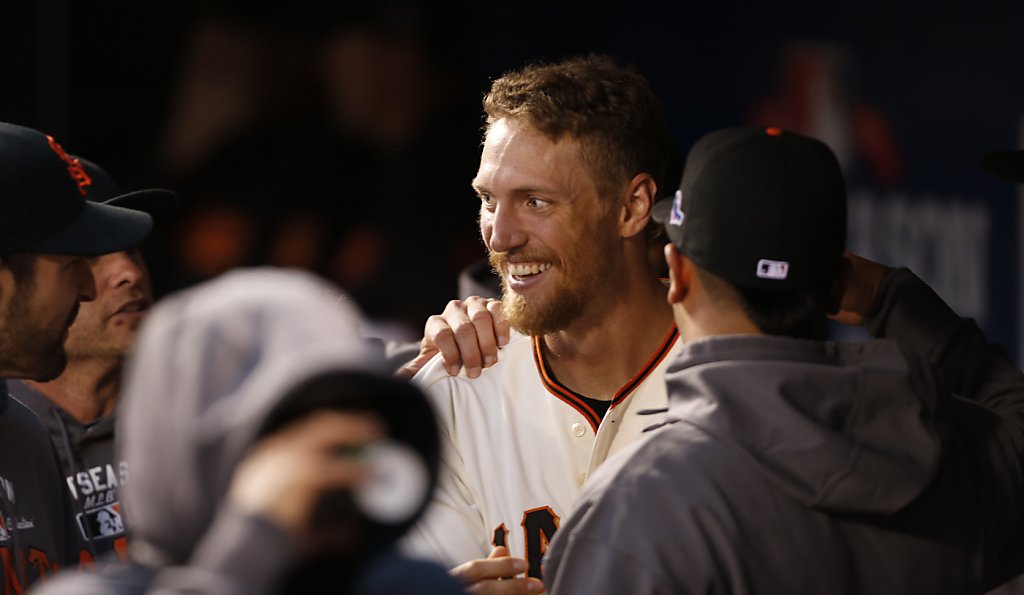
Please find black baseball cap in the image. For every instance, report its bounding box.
[982,150,1024,184]
[75,156,179,225]
[0,122,155,256]
[652,126,847,291]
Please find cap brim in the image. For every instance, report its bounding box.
[651,197,673,224]
[104,188,179,224]
[27,201,153,256]
[983,150,1024,184]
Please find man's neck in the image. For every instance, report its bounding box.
[540,274,674,401]
[23,357,122,425]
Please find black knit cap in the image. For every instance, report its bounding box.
[653,126,847,291]
[0,122,155,256]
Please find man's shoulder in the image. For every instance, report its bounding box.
[5,378,51,414]
[411,332,535,392]
[0,391,53,444]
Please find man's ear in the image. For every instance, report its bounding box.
[620,173,657,239]
[665,243,691,304]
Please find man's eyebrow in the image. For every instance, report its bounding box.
[472,183,558,196]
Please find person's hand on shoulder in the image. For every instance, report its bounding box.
[830,252,893,327]
[396,296,508,380]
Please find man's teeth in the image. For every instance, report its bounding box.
[508,262,552,277]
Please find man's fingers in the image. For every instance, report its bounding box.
[395,350,436,380]
[280,410,385,449]
[466,578,545,594]
[486,299,510,348]
[415,297,509,378]
[424,314,464,375]
[452,314,486,378]
[228,410,385,534]
[829,252,892,327]
[451,555,528,584]
[468,299,501,373]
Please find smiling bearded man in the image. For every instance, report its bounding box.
[483,118,623,338]
[402,55,681,595]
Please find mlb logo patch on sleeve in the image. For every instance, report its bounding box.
[756,259,789,280]
[670,190,685,226]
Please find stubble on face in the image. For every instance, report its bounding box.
[64,251,153,361]
[0,279,72,381]
[63,299,139,359]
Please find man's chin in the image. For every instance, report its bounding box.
[26,351,68,382]
[503,293,578,337]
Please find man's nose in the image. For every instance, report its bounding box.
[483,204,527,254]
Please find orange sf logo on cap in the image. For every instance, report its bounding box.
[46,135,92,196]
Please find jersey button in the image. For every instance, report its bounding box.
[577,473,586,487]
[571,422,586,437]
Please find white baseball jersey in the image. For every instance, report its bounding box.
[403,325,681,578]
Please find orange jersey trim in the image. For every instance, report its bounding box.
[532,325,679,433]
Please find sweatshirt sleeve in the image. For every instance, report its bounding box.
[545,532,676,595]
[144,505,295,595]
[868,267,1024,581]
[866,267,1024,411]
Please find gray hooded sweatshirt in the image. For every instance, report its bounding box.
[32,268,463,595]
[544,268,1024,594]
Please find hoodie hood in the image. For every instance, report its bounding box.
[119,268,438,566]
[666,334,942,515]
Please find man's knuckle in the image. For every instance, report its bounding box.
[453,321,477,336]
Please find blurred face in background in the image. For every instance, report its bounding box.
[64,247,153,360]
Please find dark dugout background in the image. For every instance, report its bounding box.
[2,1,1022,362]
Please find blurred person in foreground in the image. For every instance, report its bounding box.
[8,158,177,565]
[0,122,154,586]
[543,126,1024,594]
[33,268,464,595]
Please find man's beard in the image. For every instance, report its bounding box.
[488,247,603,337]
[0,291,72,382]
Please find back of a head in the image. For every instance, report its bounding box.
[654,126,848,339]
[119,268,438,568]
[483,54,673,199]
